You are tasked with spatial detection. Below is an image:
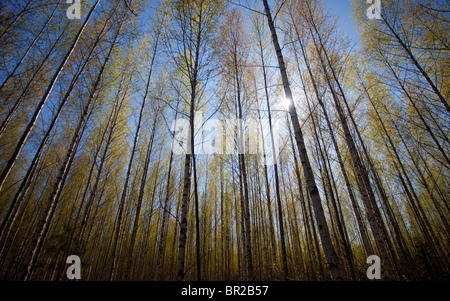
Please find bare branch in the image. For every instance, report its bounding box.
[124,0,137,16]
[226,0,265,15]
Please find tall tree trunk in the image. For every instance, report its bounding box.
[291,33,355,279]
[292,32,375,259]
[286,117,316,280]
[175,1,206,280]
[125,113,159,280]
[0,0,34,41]
[254,81,278,279]
[379,13,449,114]
[0,21,70,139]
[256,28,288,280]
[262,0,343,280]
[232,46,253,280]
[358,75,425,279]
[0,0,59,94]
[304,9,399,278]
[0,0,101,192]
[155,108,178,280]
[177,149,192,281]
[378,50,450,168]
[20,15,120,279]
[124,28,161,280]
[21,93,92,281]
[77,96,125,257]
[0,7,111,257]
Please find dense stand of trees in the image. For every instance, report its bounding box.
[0,0,448,280]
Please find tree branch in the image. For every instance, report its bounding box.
[124,0,137,16]
[226,0,265,15]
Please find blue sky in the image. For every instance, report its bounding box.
[140,0,362,45]
[324,0,361,46]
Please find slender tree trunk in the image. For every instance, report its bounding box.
[175,2,206,280]
[21,95,92,281]
[177,147,192,280]
[262,0,343,280]
[379,13,449,114]
[124,28,161,279]
[304,10,399,278]
[358,76,427,279]
[415,151,450,238]
[156,109,178,280]
[20,16,121,279]
[295,39,374,256]
[0,0,101,192]
[256,31,288,280]
[0,0,59,93]
[0,21,70,139]
[232,47,253,280]
[379,50,450,168]
[76,83,128,257]
[291,33,355,279]
[125,113,158,280]
[0,0,34,41]
[254,83,277,279]
[0,8,110,256]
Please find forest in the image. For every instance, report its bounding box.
[0,0,448,281]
